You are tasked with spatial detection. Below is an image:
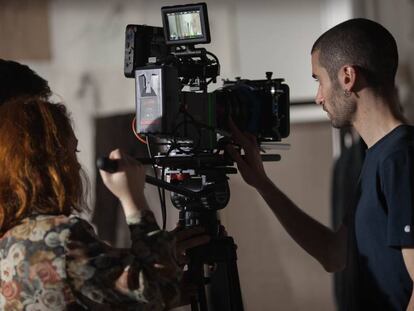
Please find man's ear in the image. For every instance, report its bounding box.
[338,65,357,92]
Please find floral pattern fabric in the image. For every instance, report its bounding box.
[0,211,181,310]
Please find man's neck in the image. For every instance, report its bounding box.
[352,91,404,148]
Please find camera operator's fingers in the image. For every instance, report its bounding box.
[176,253,190,267]
[244,131,258,145]
[108,149,143,169]
[176,234,210,254]
[108,148,124,162]
[242,133,262,162]
[100,149,147,214]
[226,139,268,188]
[228,119,251,147]
[174,226,205,241]
[174,227,210,266]
[174,227,210,251]
[175,234,210,267]
[225,144,249,171]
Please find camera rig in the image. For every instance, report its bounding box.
[99,2,291,311]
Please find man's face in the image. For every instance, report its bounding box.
[311,51,356,128]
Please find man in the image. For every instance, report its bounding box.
[227,18,414,310]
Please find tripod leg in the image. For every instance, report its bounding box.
[197,283,209,311]
[188,262,209,311]
[209,258,244,311]
[205,237,244,311]
[190,296,199,311]
[187,236,244,311]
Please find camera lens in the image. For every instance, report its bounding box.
[214,83,262,135]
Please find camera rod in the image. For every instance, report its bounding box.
[96,157,224,198]
[96,154,280,199]
[97,154,280,169]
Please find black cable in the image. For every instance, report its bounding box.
[206,50,220,66]
[146,136,167,230]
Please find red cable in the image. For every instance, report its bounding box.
[132,117,147,145]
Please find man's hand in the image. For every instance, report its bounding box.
[225,120,271,190]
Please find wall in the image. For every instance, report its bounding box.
[221,121,334,311]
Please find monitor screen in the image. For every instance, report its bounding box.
[166,10,204,42]
[162,3,210,45]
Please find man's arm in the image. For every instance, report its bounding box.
[258,179,348,272]
[226,122,347,272]
[402,248,414,310]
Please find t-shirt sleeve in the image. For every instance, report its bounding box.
[381,149,414,247]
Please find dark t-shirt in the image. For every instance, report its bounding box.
[353,125,414,310]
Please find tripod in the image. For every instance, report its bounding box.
[96,155,264,310]
[180,210,244,311]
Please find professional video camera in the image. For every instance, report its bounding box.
[99,3,291,311]
[124,2,290,153]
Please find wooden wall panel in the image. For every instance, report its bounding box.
[0,0,50,60]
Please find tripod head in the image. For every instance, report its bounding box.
[97,152,280,238]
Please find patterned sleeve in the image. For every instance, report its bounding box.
[64,210,182,310]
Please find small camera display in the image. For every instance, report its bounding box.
[161,3,210,45]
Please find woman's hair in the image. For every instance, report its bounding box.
[0,97,87,234]
[0,59,51,104]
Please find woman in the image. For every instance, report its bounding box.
[0,97,182,310]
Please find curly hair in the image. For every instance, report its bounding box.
[0,98,87,234]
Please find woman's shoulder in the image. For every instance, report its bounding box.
[1,214,92,242]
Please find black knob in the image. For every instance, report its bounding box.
[266,72,273,80]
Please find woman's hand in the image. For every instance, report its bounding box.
[172,225,211,267]
[168,225,211,308]
[99,149,149,217]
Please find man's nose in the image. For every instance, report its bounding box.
[315,91,324,105]
[315,97,323,105]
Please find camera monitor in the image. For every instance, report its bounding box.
[161,3,210,45]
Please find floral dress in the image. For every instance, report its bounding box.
[0,211,181,310]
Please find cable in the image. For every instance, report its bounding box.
[146,136,167,230]
[132,117,148,144]
[206,50,220,66]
